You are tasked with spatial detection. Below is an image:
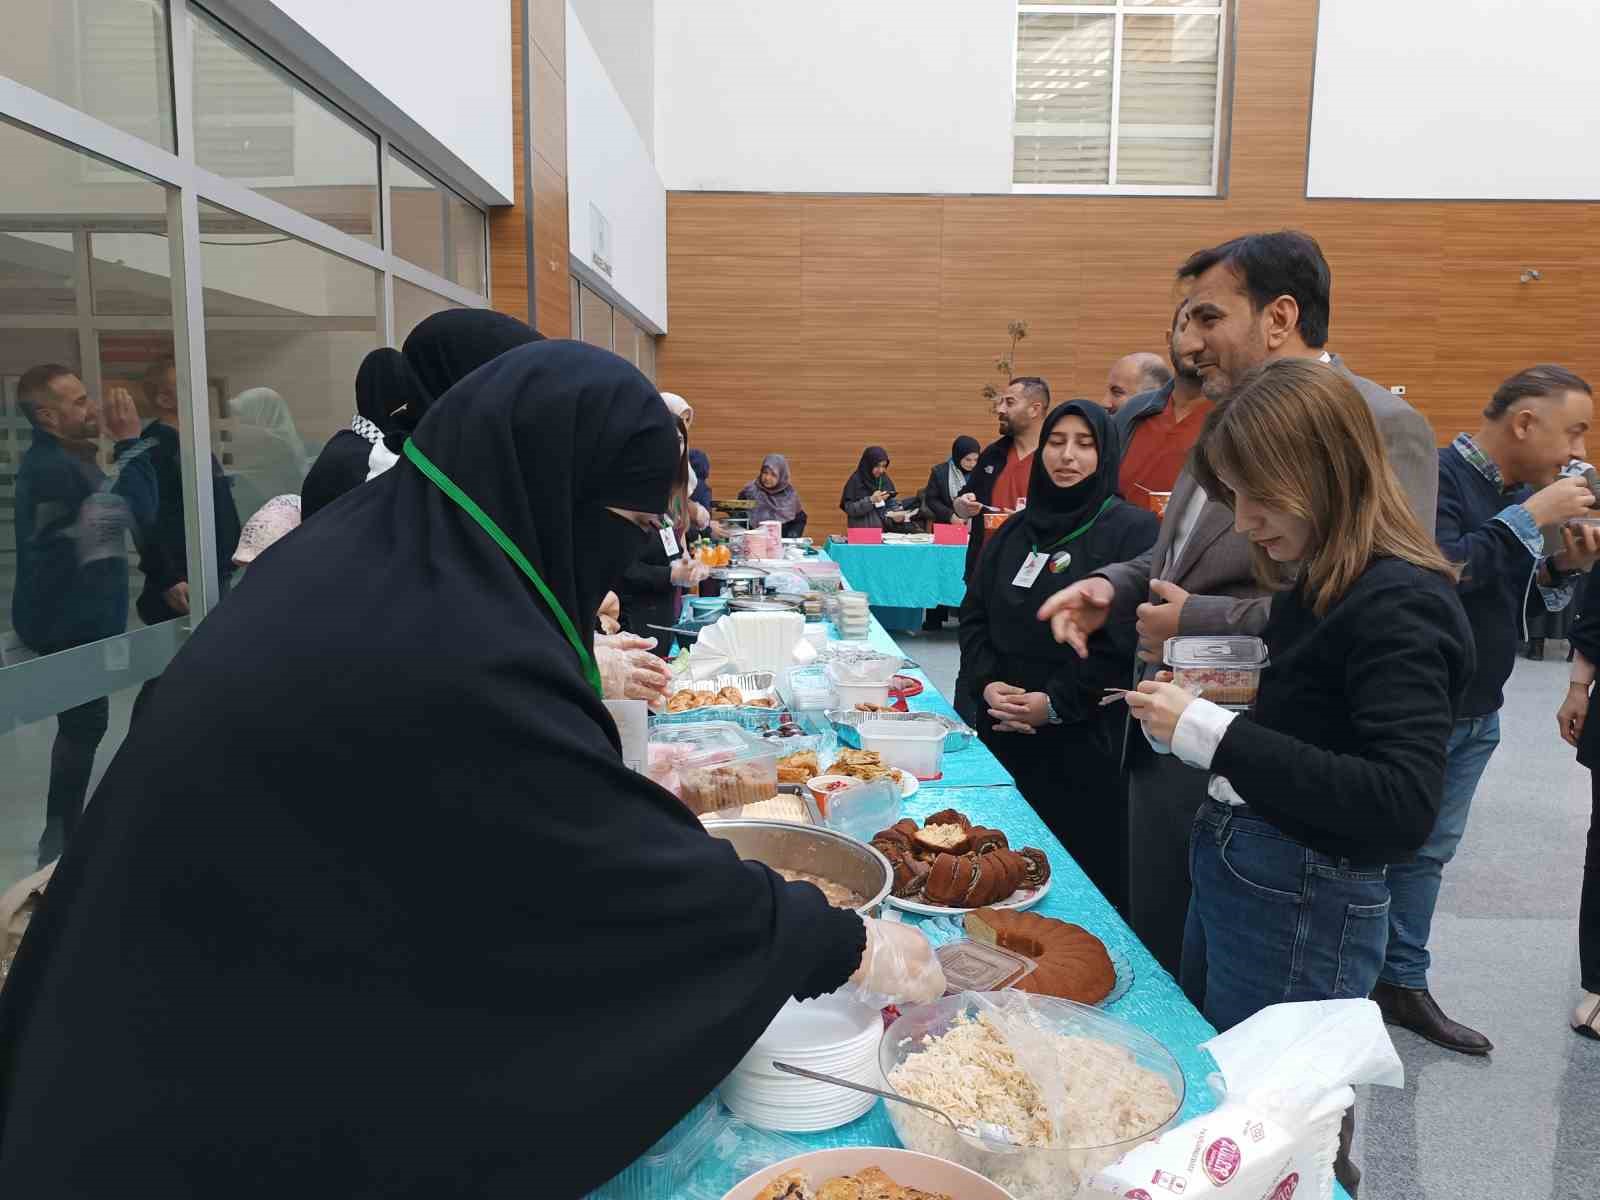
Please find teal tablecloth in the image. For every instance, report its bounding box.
[823,542,968,631]
[622,615,1350,1200]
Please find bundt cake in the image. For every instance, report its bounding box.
[922,853,980,906]
[924,808,971,830]
[913,822,971,855]
[965,907,1116,1004]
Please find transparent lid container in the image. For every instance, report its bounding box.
[1162,635,1268,669]
[935,938,1038,994]
[649,722,779,816]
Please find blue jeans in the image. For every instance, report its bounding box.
[1380,712,1500,989]
[1182,801,1391,1032]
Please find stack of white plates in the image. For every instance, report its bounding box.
[833,591,871,640]
[720,994,880,1133]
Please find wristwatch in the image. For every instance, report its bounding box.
[1045,697,1063,725]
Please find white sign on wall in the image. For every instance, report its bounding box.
[589,202,613,279]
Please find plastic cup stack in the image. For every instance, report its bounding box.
[833,591,871,640]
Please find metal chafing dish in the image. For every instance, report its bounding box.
[701,820,892,916]
[708,565,769,599]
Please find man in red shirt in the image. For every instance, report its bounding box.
[951,376,1049,721]
[1115,301,1210,515]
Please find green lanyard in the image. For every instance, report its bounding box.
[1032,496,1116,554]
[403,439,604,698]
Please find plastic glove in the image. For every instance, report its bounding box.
[596,632,658,654]
[846,916,945,1007]
[596,644,673,703]
[597,591,622,635]
[670,559,711,588]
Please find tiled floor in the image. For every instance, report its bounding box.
[904,623,1600,1199]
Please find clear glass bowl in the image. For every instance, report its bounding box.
[878,992,1185,1200]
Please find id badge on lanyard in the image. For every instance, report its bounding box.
[1012,552,1048,588]
[660,521,680,558]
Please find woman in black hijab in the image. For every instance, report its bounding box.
[300,310,542,519]
[0,341,939,1198]
[840,445,912,530]
[958,400,1157,909]
[922,435,983,525]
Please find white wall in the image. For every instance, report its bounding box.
[267,0,514,202]
[1308,0,1600,200]
[570,0,655,159]
[567,3,667,331]
[653,0,1015,193]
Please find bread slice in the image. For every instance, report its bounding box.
[913,822,970,855]
[754,1169,816,1200]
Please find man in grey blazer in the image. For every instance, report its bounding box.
[1039,231,1438,983]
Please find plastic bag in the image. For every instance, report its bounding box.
[1084,999,1403,1200]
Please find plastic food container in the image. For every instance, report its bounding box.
[648,722,780,815]
[858,718,946,779]
[879,993,1185,1200]
[1162,635,1268,708]
[804,774,859,816]
[783,665,837,711]
[935,939,1038,995]
[817,776,902,843]
[828,673,891,709]
[829,709,976,756]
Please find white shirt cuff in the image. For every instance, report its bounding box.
[1170,697,1238,770]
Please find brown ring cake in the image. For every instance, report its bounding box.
[965,907,1116,1004]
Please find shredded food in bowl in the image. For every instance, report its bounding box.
[774,867,865,910]
[887,1014,1177,1150]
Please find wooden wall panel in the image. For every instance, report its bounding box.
[658,0,1600,536]
[487,0,528,323]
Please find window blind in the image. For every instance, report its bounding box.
[1014,13,1115,185]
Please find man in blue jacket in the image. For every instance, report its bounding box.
[12,364,158,865]
[1375,365,1600,1054]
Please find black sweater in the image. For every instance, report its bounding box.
[1435,446,1550,717]
[960,500,1157,728]
[962,436,1015,581]
[1211,557,1475,864]
[135,421,241,624]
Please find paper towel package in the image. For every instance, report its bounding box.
[1083,1000,1403,1200]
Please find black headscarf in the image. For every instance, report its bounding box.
[402,308,544,405]
[841,445,894,505]
[688,448,712,511]
[355,347,432,436]
[1022,400,1122,547]
[0,341,866,1199]
[952,435,982,464]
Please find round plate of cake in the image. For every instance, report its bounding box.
[884,875,1050,917]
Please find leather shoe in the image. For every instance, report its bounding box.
[1372,981,1493,1055]
[1574,991,1600,1040]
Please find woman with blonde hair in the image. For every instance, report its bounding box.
[1123,358,1474,1032]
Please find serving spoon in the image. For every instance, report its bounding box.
[770,1061,1021,1154]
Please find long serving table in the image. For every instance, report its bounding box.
[644,607,1351,1200]
[820,541,968,631]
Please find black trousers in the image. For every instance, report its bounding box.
[1584,771,1600,994]
[980,718,1127,913]
[40,696,110,867]
[1125,741,1214,978]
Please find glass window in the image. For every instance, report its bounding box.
[393,278,462,347]
[190,8,380,243]
[614,316,639,368]
[91,232,175,316]
[638,330,657,383]
[1013,1,1225,192]
[198,199,380,525]
[569,276,580,338]
[0,0,176,151]
[0,662,180,890]
[389,151,487,292]
[0,119,175,667]
[579,284,613,353]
